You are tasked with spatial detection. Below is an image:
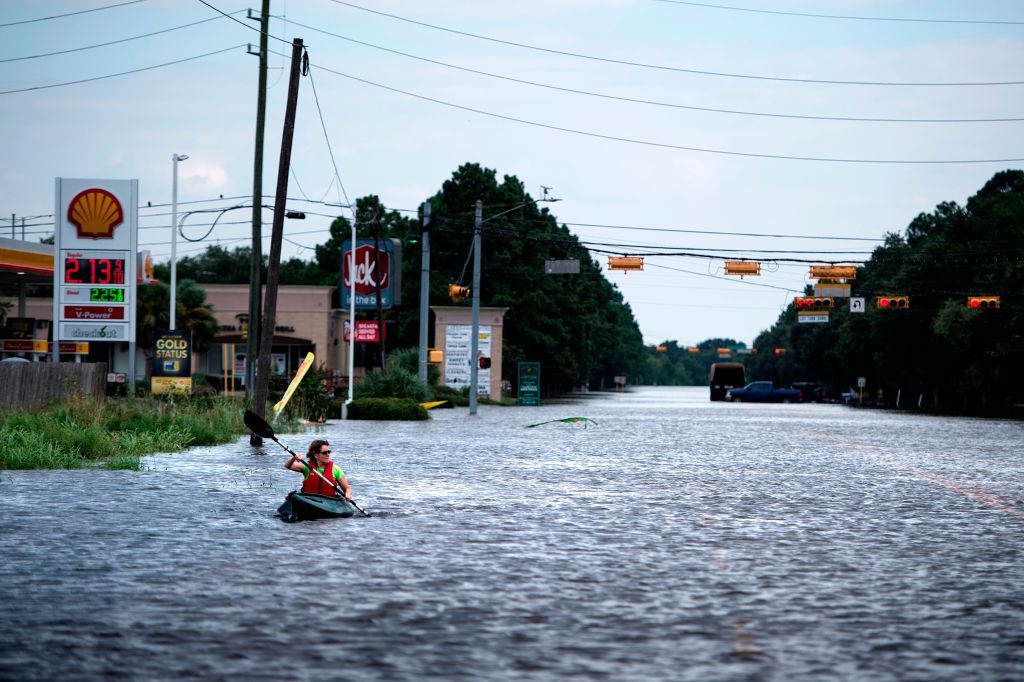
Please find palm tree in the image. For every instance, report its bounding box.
[136,279,219,375]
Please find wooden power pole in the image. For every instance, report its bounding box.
[252,37,303,419]
[248,0,269,444]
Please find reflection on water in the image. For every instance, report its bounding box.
[1,387,1022,681]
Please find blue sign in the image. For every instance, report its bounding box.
[341,239,402,310]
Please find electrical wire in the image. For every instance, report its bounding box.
[305,57,354,215]
[650,0,1024,26]
[561,222,884,241]
[326,0,1024,87]
[194,0,292,46]
[0,44,246,95]
[293,54,1024,165]
[0,11,246,63]
[286,19,1024,124]
[0,0,148,28]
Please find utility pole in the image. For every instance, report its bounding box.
[417,201,431,384]
[247,0,269,419]
[10,213,13,239]
[469,200,482,415]
[372,197,385,370]
[252,37,303,420]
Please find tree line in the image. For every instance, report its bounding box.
[647,170,1024,417]
[159,163,646,395]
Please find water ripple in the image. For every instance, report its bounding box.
[1,387,1022,681]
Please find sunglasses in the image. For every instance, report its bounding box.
[318,449,331,455]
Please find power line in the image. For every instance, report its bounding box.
[0,44,246,95]
[650,0,1024,26]
[327,0,1024,87]
[563,222,883,241]
[0,0,149,28]
[297,53,1024,164]
[194,0,292,46]
[305,55,354,215]
[0,11,246,64]
[288,19,1024,124]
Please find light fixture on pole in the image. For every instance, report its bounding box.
[170,153,189,330]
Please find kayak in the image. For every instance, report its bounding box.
[278,492,356,522]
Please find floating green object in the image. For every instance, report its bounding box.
[525,417,598,429]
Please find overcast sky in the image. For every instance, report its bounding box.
[2,0,1022,346]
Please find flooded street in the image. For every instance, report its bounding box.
[2,386,1022,681]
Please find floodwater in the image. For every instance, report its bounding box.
[1,387,1022,681]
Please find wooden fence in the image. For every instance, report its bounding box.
[0,362,108,409]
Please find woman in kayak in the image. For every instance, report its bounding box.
[284,439,353,500]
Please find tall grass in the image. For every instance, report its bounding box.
[0,395,252,470]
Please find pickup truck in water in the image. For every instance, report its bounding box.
[725,381,802,403]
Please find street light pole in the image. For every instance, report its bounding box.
[418,201,431,384]
[469,200,482,416]
[170,153,189,330]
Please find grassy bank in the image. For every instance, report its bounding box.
[0,396,271,470]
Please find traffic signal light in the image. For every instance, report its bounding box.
[608,256,644,271]
[967,296,1000,309]
[876,296,910,310]
[774,348,786,356]
[448,283,470,301]
[794,296,835,309]
[478,356,491,369]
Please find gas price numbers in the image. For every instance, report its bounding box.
[64,257,126,285]
[89,287,125,303]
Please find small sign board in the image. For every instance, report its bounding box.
[354,320,380,343]
[814,283,851,298]
[1,318,35,339]
[544,259,580,275]
[857,377,866,388]
[850,297,865,313]
[797,312,830,324]
[517,361,541,406]
[151,330,191,395]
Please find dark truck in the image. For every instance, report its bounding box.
[709,362,745,401]
[725,381,802,403]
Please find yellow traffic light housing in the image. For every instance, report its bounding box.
[725,260,761,277]
[448,283,470,302]
[809,265,857,280]
[877,296,910,310]
[967,296,1000,309]
[608,256,644,272]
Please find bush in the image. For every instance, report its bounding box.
[0,394,246,469]
[427,384,468,407]
[347,397,429,421]
[354,365,429,402]
[389,346,441,386]
[286,363,334,423]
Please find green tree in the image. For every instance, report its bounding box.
[136,279,219,373]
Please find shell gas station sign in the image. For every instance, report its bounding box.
[53,179,138,344]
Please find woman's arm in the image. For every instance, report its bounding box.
[337,474,353,500]
[283,453,306,473]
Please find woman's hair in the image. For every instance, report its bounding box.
[306,439,329,459]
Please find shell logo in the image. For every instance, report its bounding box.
[67,188,123,239]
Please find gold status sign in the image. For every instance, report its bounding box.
[151,330,192,395]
